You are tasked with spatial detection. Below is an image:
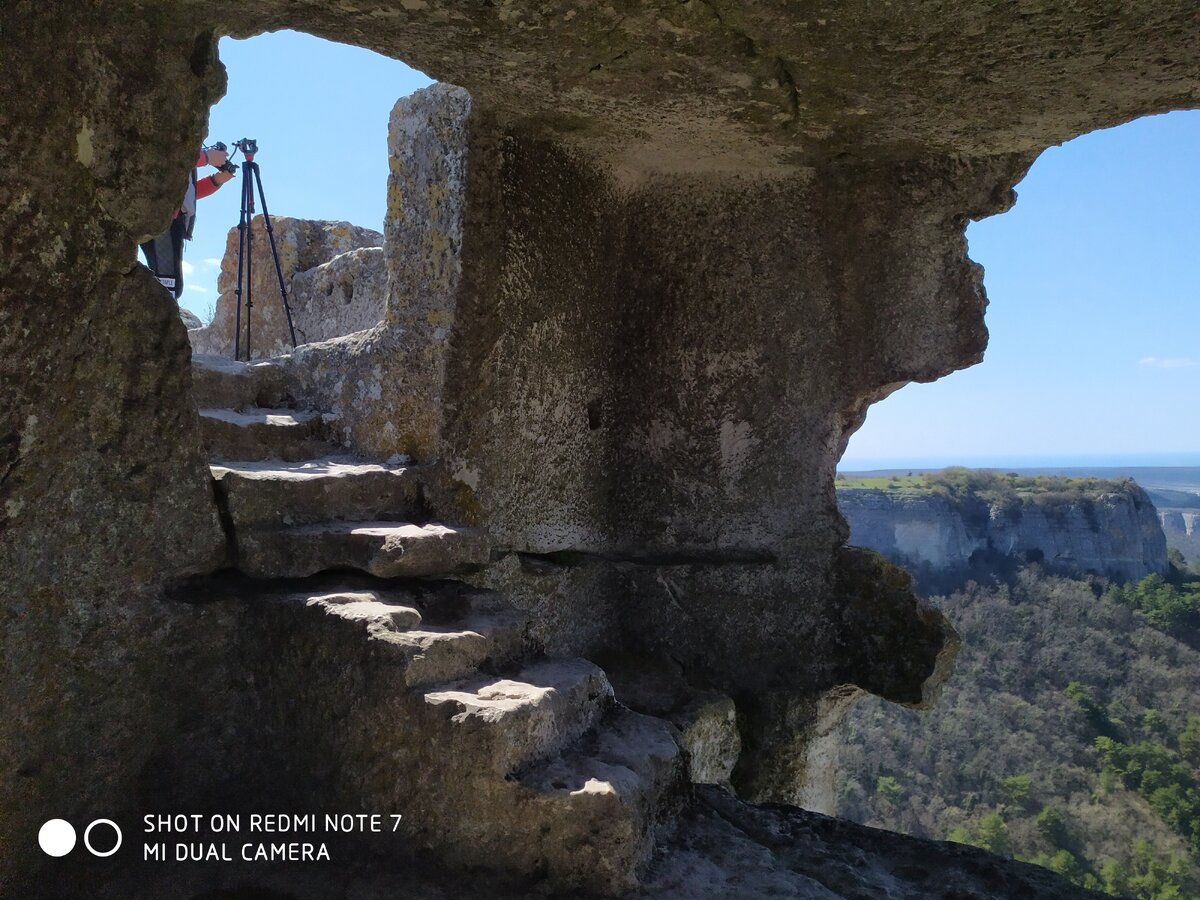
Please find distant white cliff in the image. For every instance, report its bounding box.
[838,477,1168,584]
[1159,509,1200,537]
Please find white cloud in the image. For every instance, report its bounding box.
[181,259,195,275]
[185,284,208,294]
[1138,356,1198,369]
[202,257,222,269]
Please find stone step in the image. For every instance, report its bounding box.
[236,521,490,579]
[518,706,685,890]
[192,353,287,410]
[200,407,337,462]
[423,658,612,776]
[302,589,425,630]
[300,587,524,686]
[212,457,425,528]
[602,653,741,786]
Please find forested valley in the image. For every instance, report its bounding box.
[835,565,1200,899]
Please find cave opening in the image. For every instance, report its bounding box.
[162,29,433,356]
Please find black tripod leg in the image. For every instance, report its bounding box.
[245,169,255,359]
[234,172,249,360]
[251,163,299,350]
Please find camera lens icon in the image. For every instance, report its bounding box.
[39,819,122,857]
[84,819,122,857]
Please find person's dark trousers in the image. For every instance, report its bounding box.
[139,214,188,299]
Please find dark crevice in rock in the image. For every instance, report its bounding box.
[188,30,218,78]
[210,472,239,569]
[774,56,800,124]
[162,567,484,607]
[510,547,778,569]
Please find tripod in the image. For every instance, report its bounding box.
[232,140,298,360]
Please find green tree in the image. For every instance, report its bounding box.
[1178,715,1200,767]
[1099,858,1130,897]
[1105,574,1200,632]
[1066,681,1120,738]
[876,775,903,805]
[1143,709,1169,739]
[976,811,1012,857]
[946,825,973,845]
[1120,840,1193,899]
[1094,737,1200,853]
[1029,849,1088,886]
[1002,773,1035,809]
[1035,804,1070,849]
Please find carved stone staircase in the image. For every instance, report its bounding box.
[190,352,686,894]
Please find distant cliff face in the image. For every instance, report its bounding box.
[1160,511,1200,536]
[839,481,1168,585]
[1158,509,1200,564]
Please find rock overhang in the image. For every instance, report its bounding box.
[195,0,1200,175]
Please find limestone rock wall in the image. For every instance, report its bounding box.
[289,86,989,693]
[1160,510,1200,536]
[189,217,385,358]
[290,246,388,343]
[0,6,232,882]
[281,87,473,461]
[839,483,1169,584]
[280,85,968,799]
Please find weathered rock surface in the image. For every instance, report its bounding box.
[4,0,1199,895]
[1160,509,1199,535]
[282,86,473,462]
[179,306,203,329]
[285,88,964,770]
[839,481,1169,586]
[289,245,389,343]
[189,218,384,358]
[603,653,742,786]
[236,520,491,579]
[640,786,1107,899]
[139,350,689,896]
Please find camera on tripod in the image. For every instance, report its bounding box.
[205,141,240,175]
[206,139,259,174]
[217,136,298,359]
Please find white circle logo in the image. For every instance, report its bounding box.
[38,819,77,857]
[84,819,122,857]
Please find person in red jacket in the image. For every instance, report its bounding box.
[140,146,235,299]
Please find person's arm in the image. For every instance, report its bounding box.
[195,170,234,199]
[194,144,234,199]
[196,146,229,168]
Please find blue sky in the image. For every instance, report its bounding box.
[182,32,1198,467]
[845,110,1200,468]
[180,32,431,320]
